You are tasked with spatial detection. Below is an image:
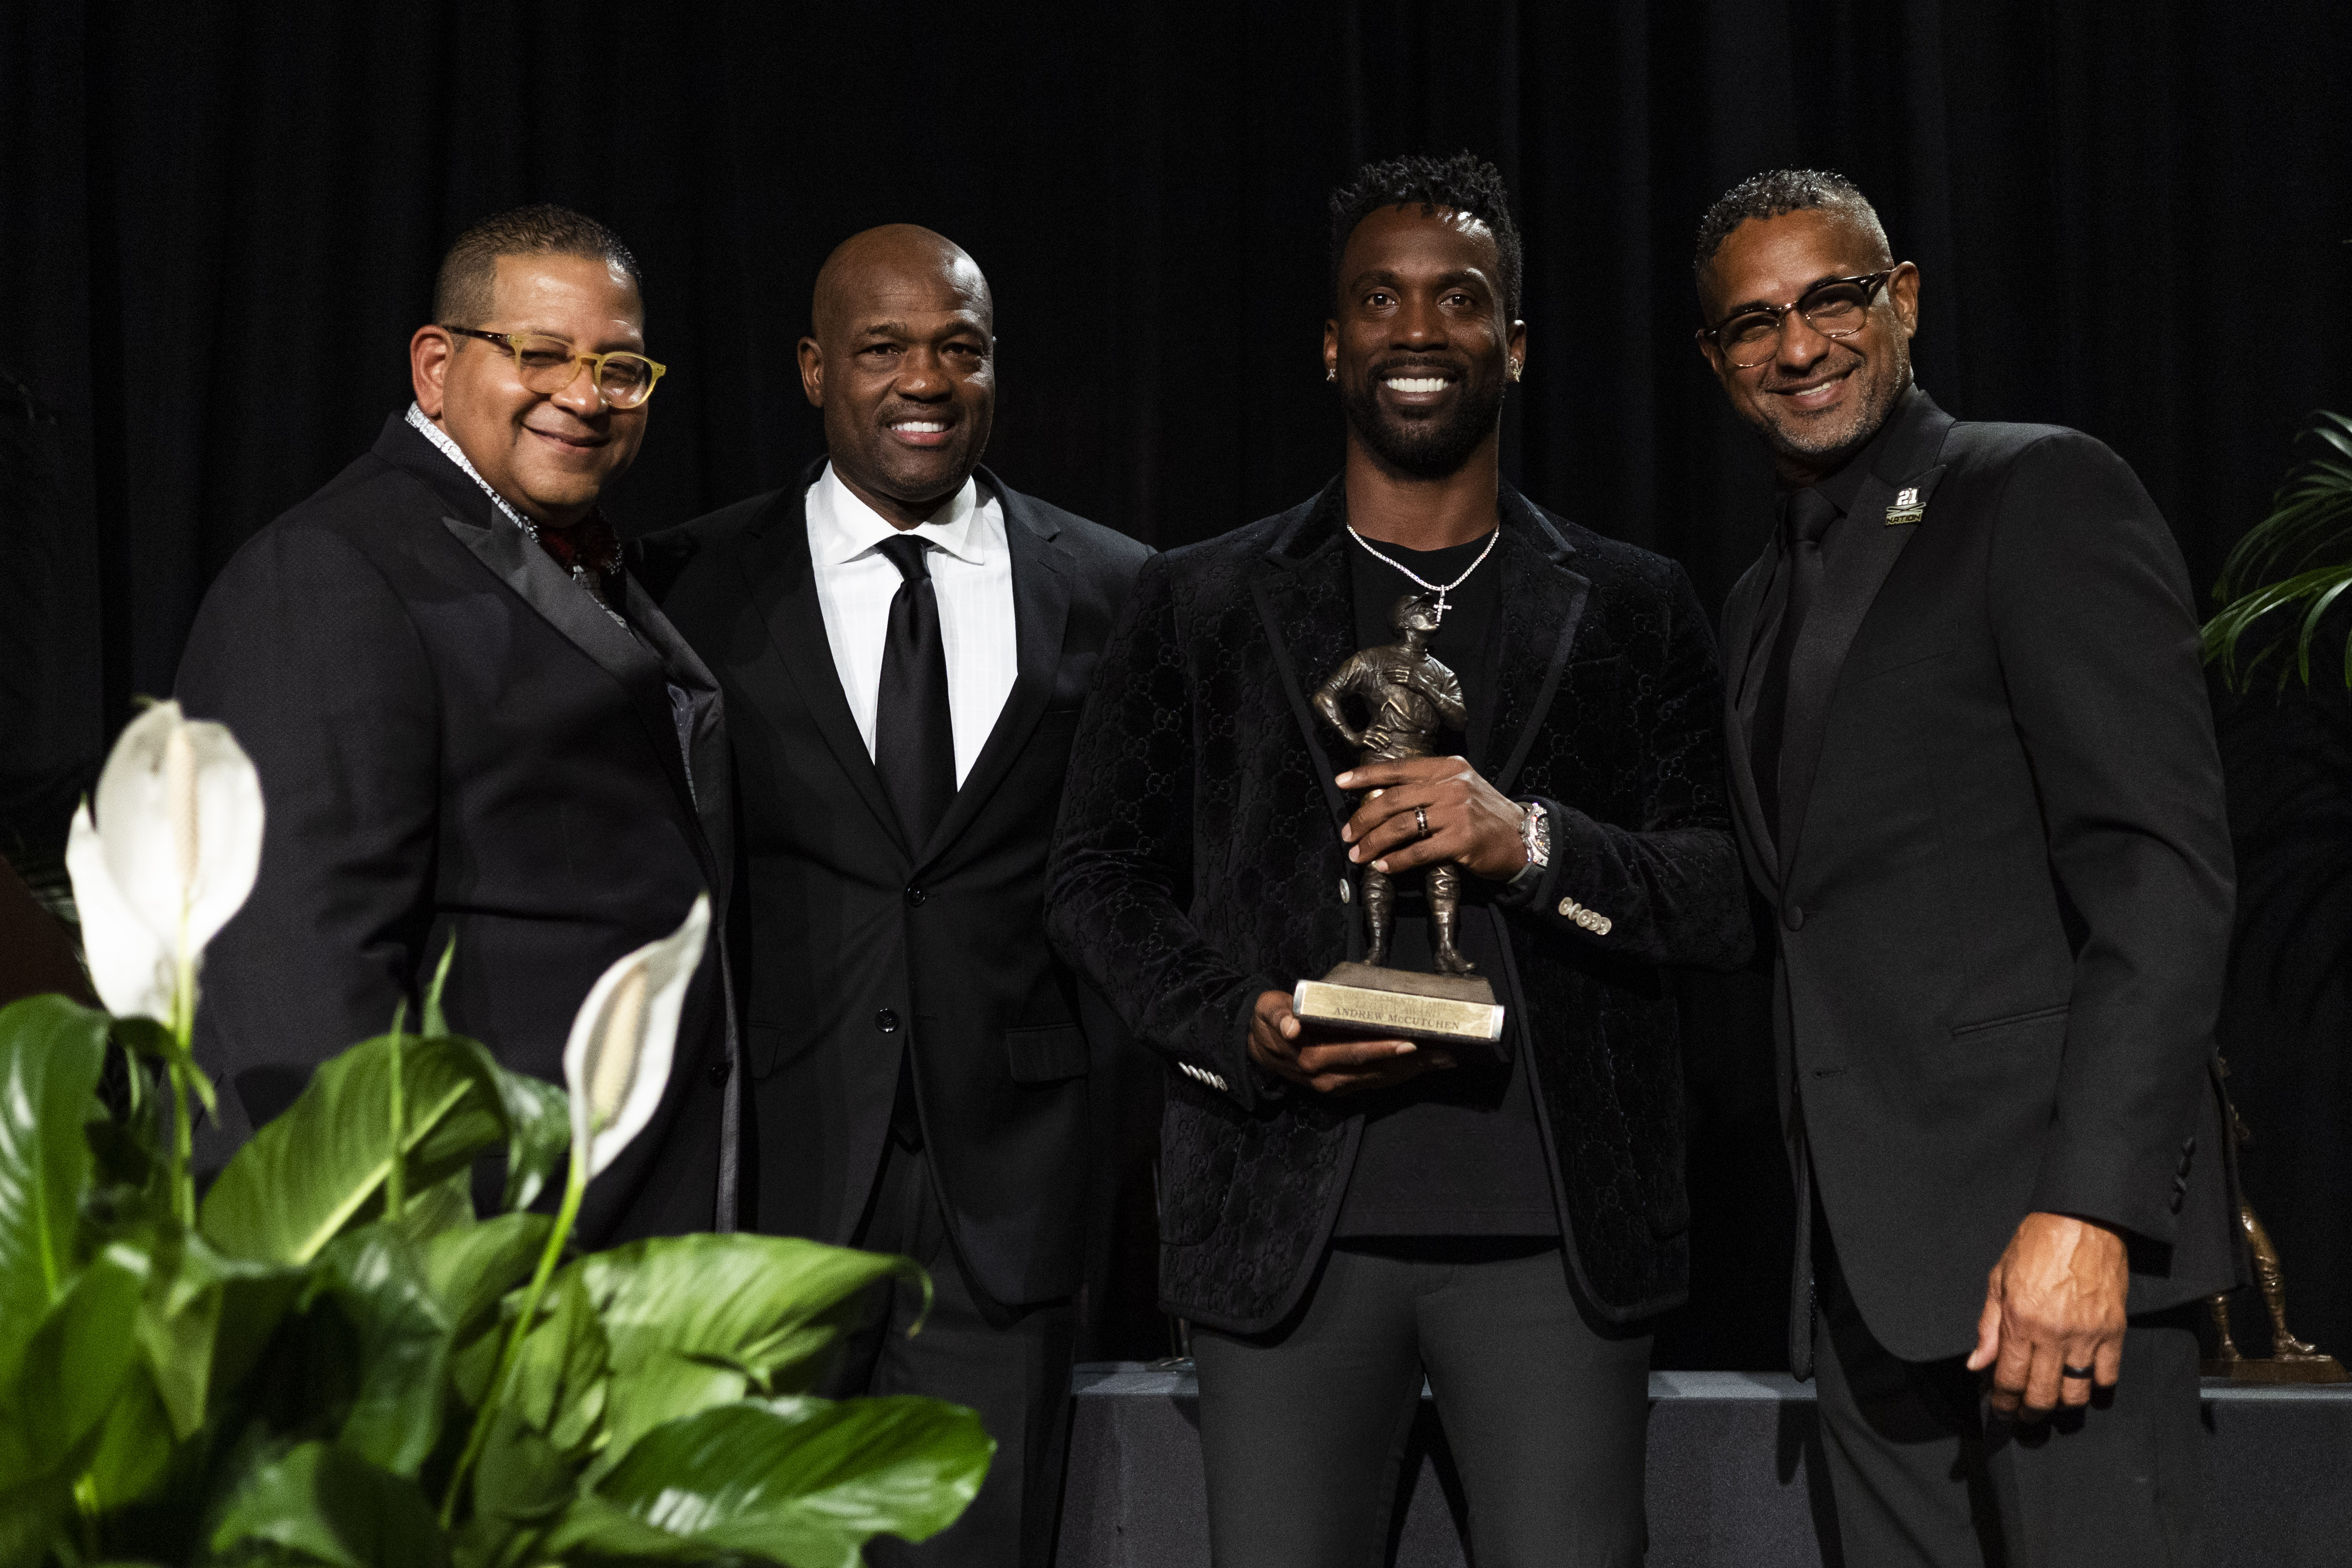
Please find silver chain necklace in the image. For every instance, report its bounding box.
[1345,525,1502,624]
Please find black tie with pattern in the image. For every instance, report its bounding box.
[873,533,956,849]
[1750,486,1839,843]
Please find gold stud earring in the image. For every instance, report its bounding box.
[1325,366,1338,383]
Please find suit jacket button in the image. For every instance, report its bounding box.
[875,1008,900,1033]
[1782,905,1805,931]
[1339,877,1352,904]
[708,1058,732,1086]
[905,885,927,907]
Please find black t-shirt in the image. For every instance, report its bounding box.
[1330,531,1559,1237]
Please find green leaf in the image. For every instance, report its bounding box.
[2206,409,2352,690]
[200,1033,505,1265]
[508,1269,610,1463]
[84,1115,161,1215]
[80,1358,174,1514]
[571,1236,923,1481]
[564,1395,993,1567]
[0,1471,74,1568]
[423,1212,551,1342]
[0,1245,142,1489]
[471,1403,576,1528]
[385,1167,477,1248]
[586,1235,922,1384]
[208,1440,449,1568]
[448,1316,504,1412]
[441,1037,568,1214]
[135,1229,305,1439]
[108,1015,215,1121]
[2295,570,2352,685]
[304,1227,453,1477]
[2205,561,2352,691]
[423,933,458,1041]
[0,996,110,1378]
[530,1493,696,1561]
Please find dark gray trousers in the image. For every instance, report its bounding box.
[1192,1240,1653,1568]
[824,1137,1076,1568]
[1813,1230,2210,1568]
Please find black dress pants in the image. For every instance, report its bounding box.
[1812,1227,2210,1568]
[1191,1240,1653,1568]
[823,1135,1076,1568]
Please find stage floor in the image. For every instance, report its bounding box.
[1057,1364,2352,1567]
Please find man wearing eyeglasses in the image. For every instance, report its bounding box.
[176,203,736,1250]
[1695,169,2239,1565]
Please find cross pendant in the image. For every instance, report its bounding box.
[1432,588,1450,624]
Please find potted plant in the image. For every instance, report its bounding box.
[2203,409,2352,689]
[0,703,991,1566]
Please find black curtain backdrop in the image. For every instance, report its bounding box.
[6,0,2349,1366]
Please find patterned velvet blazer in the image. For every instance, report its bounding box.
[1046,480,1751,1334]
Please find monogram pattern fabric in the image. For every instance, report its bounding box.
[1047,480,1751,1332]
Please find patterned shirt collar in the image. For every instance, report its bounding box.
[406,401,532,533]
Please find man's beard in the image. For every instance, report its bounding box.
[1757,342,1911,468]
[1342,364,1507,480]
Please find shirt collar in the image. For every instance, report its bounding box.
[810,461,992,567]
[1785,381,1925,522]
[406,401,530,533]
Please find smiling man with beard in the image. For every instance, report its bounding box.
[1697,170,2239,1566]
[1048,154,1749,1567]
[646,225,1148,1568]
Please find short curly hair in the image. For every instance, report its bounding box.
[1329,151,1523,319]
[432,203,643,328]
[1692,169,1891,275]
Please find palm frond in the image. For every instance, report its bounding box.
[2204,410,2352,692]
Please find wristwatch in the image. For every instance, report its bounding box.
[1502,800,1550,901]
[1518,799,1552,871]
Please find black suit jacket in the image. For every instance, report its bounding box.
[644,464,1151,1310]
[1721,387,2241,1365]
[176,412,736,1250]
[1046,480,1752,1334]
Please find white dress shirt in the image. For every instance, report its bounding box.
[806,461,1018,787]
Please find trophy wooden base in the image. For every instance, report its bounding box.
[1292,962,1507,1062]
[2201,1353,2350,1384]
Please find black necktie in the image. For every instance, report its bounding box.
[873,534,956,849]
[1750,487,1839,841]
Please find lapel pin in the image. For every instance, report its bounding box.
[1885,485,1927,526]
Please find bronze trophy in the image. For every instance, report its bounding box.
[1292,592,1506,1059]
[2202,1069,2346,1382]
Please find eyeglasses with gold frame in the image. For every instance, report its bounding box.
[443,326,668,408]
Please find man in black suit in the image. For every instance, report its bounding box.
[1695,169,2240,1565]
[647,225,1149,1568]
[176,204,735,1247]
[1048,155,1750,1568]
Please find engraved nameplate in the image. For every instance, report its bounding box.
[1293,961,1506,1050]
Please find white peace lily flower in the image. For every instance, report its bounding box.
[563,893,711,1180]
[66,803,171,1020]
[65,702,265,1021]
